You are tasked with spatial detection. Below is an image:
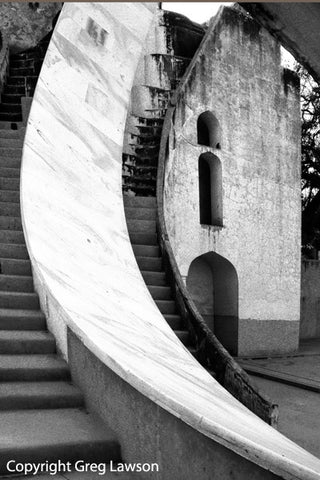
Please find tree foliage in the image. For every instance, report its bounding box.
[297,66,320,257]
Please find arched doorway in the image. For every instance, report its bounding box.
[186,252,239,354]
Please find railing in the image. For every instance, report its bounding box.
[156,17,279,426]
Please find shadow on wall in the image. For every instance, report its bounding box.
[187,252,239,355]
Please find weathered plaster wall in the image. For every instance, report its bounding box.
[301,260,320,339]
[164,7,301,356]
[0,2,61,52]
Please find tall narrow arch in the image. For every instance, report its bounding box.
[197,111,221,149]
[186,252,239,355]
[198,153,222,226]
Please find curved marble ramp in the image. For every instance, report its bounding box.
[20,3,320,480]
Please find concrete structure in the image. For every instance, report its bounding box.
[0,2,318,480]
[164,7,301,357]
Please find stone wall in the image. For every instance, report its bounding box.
[0,2,61,52]
[164,6,301,356]
[301,260,320,339]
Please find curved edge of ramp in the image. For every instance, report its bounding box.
[20,3,320,480]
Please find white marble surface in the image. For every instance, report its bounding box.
[20,3,320,479]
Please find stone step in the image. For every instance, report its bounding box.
[0,135,23,147]
[0,103,22,114]
[0,230,24,244]
[0,129,22,139]
[0,408,121,475]
[0,244,28,259]
[0,177,20,191]
[164,314,183,330]
[123,184,156,197]
[0,354,70,381]
[136,256,162,272]
[126,219,156,233]
[155,299,176,314]
[129,232,157,245]
[127,114,164,129]
[0,166,20,178]
[127,132,161,146]
[1,93,22,105]
[125,206,156,220]
[148,285,171,300]
[3,85,29,95]
[0,201,21,215]
[0,112,22,122]
[0,330,55,354]
[0,156,21,168]
[175,329,191,346]
[10,66,41,77]
[0,309,45,330]
[144,107,167,117]
[11,51,42,61]
[0,216,22,230]
[123,165,158,179]
[0,275,33,292]
[123,175,157,186]
[127,143,160,156]
[0,258,31,275]
[0,190,20,203]
[0,291,39,310]
[132,244,159,257]
[0,121,24,130]
[0,381,84,410]
[123,152,158,167]
[0,146,22,157]
[10,57,40,68]
[6,75,38,87]
[122,152,154,164]
[141,270,166,286]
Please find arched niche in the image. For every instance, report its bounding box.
[197,111,221,149]
[186,252,239,355]
[198,152,223,226]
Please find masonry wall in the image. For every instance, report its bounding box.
[164,7,301,356]
[301,260,320,339]
[0,2,61,52]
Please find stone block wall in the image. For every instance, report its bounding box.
[164,7,301,356]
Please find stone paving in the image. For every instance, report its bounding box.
[239,339,320,459]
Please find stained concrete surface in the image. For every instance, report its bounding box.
[253,377,320,459]
[244,339,320,459]
[243,355,320,384]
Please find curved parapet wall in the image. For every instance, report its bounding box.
[21,3,320,480]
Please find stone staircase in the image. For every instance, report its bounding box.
[123,14,206,368]
[125,196,191,347]
[0,45,123,476]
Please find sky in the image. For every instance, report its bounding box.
[162,2,296,67]
[163,2,232,24]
